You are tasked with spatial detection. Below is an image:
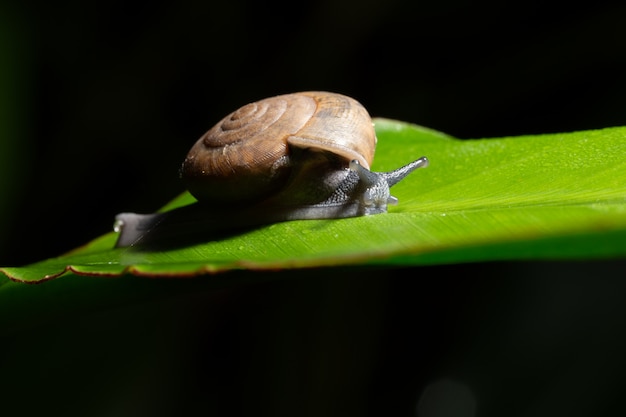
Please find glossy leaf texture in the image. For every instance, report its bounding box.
[2,119,626,284]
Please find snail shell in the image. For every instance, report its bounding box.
[114,91,428,247]
[180,91,376,205]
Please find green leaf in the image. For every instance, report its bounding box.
[2,119,626,283]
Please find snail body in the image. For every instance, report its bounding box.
[114,91,428,247]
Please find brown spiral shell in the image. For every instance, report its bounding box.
[180,91,377,205]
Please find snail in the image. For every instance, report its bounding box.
[114,91,428,247]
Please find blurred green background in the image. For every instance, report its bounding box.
[1,0,626,416]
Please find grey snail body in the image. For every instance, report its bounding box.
[114,91,428,247]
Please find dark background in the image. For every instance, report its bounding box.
[2,0,625,265]
[1,1,626,416]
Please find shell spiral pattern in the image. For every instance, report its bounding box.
[180,91,377,206]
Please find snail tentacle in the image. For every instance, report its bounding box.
[382,156,429,187]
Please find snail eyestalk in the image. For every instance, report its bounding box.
[382,156,429,187]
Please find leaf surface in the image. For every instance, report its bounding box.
[2,119,626,283]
